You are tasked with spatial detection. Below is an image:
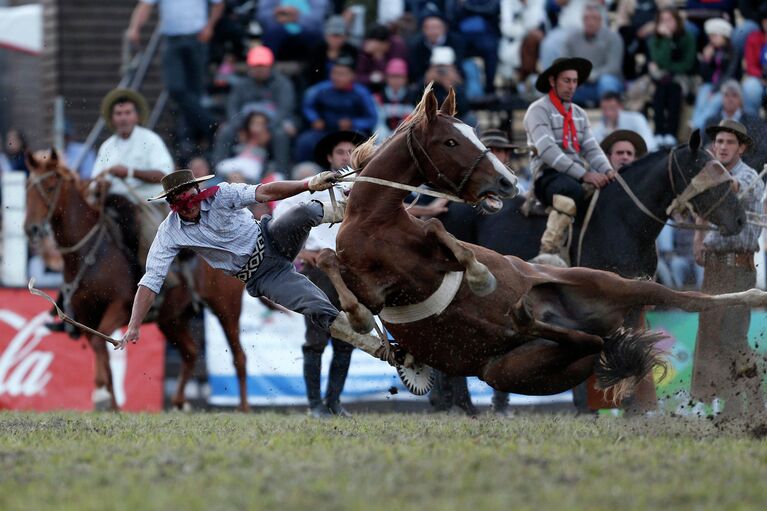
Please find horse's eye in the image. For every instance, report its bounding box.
[444,139,458,147]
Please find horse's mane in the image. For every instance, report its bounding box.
[617,148,669,177]
[350,83,437,174]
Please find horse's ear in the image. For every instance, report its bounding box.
[424,88,438,124]
[688,129,701,154]
[439,87,457,117]
[49,148,59,163]
[25,150,38,170]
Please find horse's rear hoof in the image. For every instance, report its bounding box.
[92,387,112,412]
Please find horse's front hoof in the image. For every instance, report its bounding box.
[467,268,497,296]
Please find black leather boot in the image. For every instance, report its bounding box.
[325,344,352,417]
[303,348,329,418]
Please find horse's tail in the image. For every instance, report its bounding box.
[351,133,379,172]
[593,328,668,405]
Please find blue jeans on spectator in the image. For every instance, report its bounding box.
[691,83,723,130]
[742,76,765,116]
[461,60,484,100]
[572,74,623,106]
[162,35,215,144]
[462,32,500,94]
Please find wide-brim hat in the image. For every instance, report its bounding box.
[705,119,752,146]
[148,169,216,201]
[535,57,593,93]
[600,129,648,158]
[313,130,366,167]
[480,129,516,149]
[100,88,149,130]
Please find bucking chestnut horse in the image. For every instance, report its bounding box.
[24,150,249,411]
[318,85,764,401]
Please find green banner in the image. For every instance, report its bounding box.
[645,310,767,414]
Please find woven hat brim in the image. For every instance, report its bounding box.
[147,175,216,201]
[101,88,149,130]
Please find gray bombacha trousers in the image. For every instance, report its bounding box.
[245,201,339,331]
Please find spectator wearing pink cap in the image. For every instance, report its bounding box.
[356,23,408,94]
[219,46,297,169]
[374,58,418,137]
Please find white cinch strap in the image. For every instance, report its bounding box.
[379,271,464,324]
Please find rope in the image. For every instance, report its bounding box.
[576,188,600,267]
[338,175,466,202]
[56,222,103,254]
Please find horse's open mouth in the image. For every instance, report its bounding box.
[478,193,503,214]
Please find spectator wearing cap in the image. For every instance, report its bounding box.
[356,23,408,94]
[424,47,473,123]
[374,58,418,137]
[307,15,359,86]
[742,6,767,116]
[294,55,378,162]
[257,0,327,61]
[690,18,740,130]
[406,5,466,86]
[221,46,296,170]
[126,0,223,154]
[562,3,624,107]
[703,79,767,172]
[592,92,658,153]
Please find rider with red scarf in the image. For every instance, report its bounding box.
[523,57,614,267]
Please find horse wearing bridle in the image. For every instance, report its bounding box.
[317,86,766,401]
[24,150,250,411]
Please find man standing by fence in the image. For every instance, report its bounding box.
[692,120,765,421]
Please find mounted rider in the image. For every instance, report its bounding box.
[91,88,174,266]
[523,57,614,266]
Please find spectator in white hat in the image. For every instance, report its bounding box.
[691,18,740,130]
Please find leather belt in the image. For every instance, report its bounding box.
[704,252,755,269]
[234,233,266,283]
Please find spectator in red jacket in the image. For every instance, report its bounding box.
[742,5,767,116]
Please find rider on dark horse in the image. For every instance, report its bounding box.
[523,57,614,267]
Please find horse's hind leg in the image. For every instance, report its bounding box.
[423,218,496,296]
[204,283,249,412]
[481,341,597,395]
[158,293,198,410]
[317,249,376,333]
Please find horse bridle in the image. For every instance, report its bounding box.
[26,170,64,239]
[406,125,490,196]
[666,147,735,223]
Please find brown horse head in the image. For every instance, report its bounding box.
[403,84,519,213]
[24,148,81,246]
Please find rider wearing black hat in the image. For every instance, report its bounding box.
[523,57,614,266]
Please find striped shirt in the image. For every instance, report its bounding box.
[523,94,612,181]
[703,159,764,254]
[138,182,262,293]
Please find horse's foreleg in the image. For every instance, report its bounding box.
[509,297,604,352]
[92,302,130,411]
[317,249,376,333]
[423,218,496,296]
[158,291,198,411]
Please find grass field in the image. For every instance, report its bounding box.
[0,412,766,511]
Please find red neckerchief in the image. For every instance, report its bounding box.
[170,186,219,213]
[548,89,580,152]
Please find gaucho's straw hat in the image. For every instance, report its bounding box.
[535,57,592,93]
[705,119,752,146]
[600,129,648,158]
[100,88,149,130]
[148,169,215,201]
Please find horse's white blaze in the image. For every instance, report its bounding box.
[453,123,518,188]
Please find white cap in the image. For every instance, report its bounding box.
[704,18,733,39]
[430,46,456,66]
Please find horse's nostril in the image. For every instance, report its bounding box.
[499,176,512,188]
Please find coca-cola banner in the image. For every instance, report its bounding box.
[0,288,165,411]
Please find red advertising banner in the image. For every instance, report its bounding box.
[0,288,165,411]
